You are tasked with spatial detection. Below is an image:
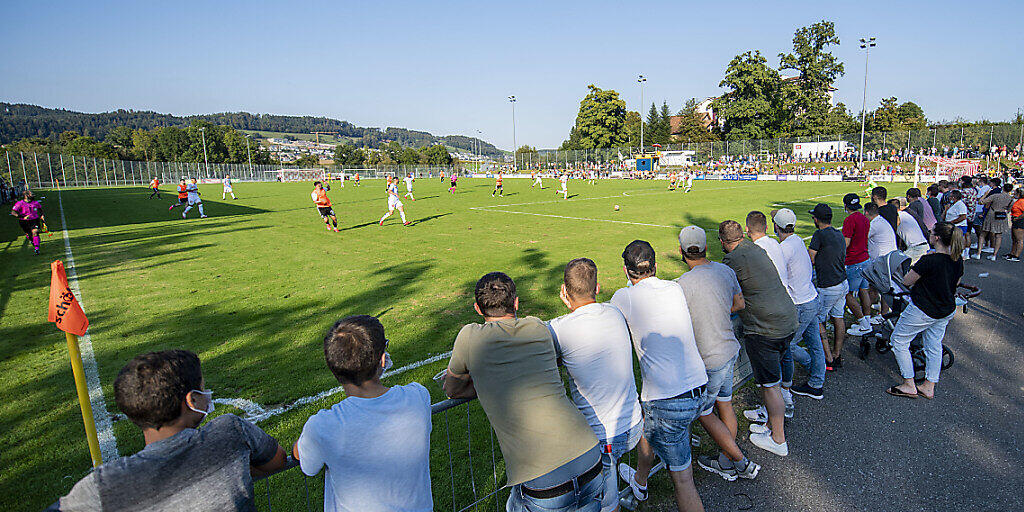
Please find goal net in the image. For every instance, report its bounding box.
[914,156,980,184]
[264,168,327,182]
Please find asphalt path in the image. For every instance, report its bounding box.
[683,252,1023,512]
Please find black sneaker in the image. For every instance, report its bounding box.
[791,383,823,400]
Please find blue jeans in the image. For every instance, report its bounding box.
[507,471,604,512]
[816,282,849,324]
[890,302,952,382]
[598,423,642,512]
[782,296,825,388]
[846,259,871,291]
[641,393,704,471]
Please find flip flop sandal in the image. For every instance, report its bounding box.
[886,386,918,399]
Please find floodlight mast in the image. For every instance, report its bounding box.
[858,37,876,170]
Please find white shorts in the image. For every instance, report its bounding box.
[406,187,413,192]
[388,197,403,210]
[223,186,232,192]
[187,196,201,205]
[560,184,567,191]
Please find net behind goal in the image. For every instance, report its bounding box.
[264,168,327,182]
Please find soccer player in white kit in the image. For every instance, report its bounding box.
[403,173,416,201]
[532,172,544,188]
[379,176,409,226]
[557,173,569,200]
[222,174,236,200]
[684,171,694,193]
[183,178,207,218]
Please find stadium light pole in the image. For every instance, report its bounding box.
[509,96,517,171]
[199,127,210,177]
[638,75,647,152]
[245,135,253,174]
[857,37,876,170]
[476,129,482,172]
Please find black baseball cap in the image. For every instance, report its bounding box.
[809,203,833,221]
[622,240,655,275]
[842,193,861,211]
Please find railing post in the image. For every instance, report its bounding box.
[60,154,67,186]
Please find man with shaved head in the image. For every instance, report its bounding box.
[720,220,797,458]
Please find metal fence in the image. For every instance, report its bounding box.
[250,345,752,512]
[0,151,462,190]
[517,124,1024,169]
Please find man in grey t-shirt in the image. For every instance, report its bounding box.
[676,226,760,482]
[49,350,287,512]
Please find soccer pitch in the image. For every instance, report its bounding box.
[1,177,897,510]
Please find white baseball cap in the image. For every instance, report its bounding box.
[678,226,707,252]
[773,208,797,229]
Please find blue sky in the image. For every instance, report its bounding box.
[2,1,1021,150]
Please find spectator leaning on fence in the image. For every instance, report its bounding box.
[293,315,433,512]
[720,220,797,457]
[841,193,874,339]
[611,240,707,512]
[771,209,826,401]
[444,272,603,512]
[547,258,644,512]
[674,226,761,483]
[807,203,849,370]
[48,350,288,512]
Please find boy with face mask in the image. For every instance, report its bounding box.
[49,350,287,511]
[294,315,433,512]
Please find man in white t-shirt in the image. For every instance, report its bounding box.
[865,202,898,260]
[548,258,643,512]
[772,209,825,400]
[294,315,432,512]
[611,240,707,512]
[403,174,415,201]
[895,198,929,263]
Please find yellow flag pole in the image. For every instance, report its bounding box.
[65,332,103,467]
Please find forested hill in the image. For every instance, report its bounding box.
[0,103,502,156]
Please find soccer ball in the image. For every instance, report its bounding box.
[614,205,620,211]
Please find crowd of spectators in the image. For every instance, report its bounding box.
[46,176,1022,512]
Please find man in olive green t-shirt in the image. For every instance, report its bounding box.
[444,272,602,510]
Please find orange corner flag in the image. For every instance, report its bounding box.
[49,260,89,336]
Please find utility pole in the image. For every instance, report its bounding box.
[857,37,876,170]
[508,96,517,171]
[638,75,647,152]
[199,127,210,177]
[245,135,253,173]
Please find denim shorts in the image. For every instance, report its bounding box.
[507,471,604,512]
[845,259,871,291]
[598,423,642,511]
[641,393,704,472]
[816,281,850,323]
[701,353,738,416]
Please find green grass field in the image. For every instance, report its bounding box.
[0,177,910,511]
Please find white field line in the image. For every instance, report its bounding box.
[57,190,120,461]
[477,183,748,209]
[215,351,452,423]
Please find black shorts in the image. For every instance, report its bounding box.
[317,206,335,218]
[450,181,457,187]
[495,184,502,189]
[743,332,793,386]
[178,197,188,204]
[19,218,40,234]
[1012,217,1024,230]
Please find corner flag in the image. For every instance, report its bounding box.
[49,260,89,336]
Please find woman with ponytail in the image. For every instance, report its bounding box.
[886,222,965,399]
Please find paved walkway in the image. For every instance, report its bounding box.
[686,254,1023,511]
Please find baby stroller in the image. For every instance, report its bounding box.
[860,251,976,380]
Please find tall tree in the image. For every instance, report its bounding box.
[868,97,902,132]
[333,144,366,166]
[421,144,453,165]
[624,111,642,147]
[897,101,927,130]
[712,50,784,140]
[561,85,628,150]
[778,21,845,136]
[673,98,718,143]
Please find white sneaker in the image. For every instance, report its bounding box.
[847,324,873,336]
[749,422,770,434]
[743,405,767,422]
[970,243,978,249]
[617,463,648,501]
[982,247,995,253]
[971,253,981,260]
[750,431,789,456]
[987,255,996,261]
[869,314,883,325]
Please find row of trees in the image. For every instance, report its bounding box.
[561,21,940,150]
[1,121,273,164]
[332,141,453,167]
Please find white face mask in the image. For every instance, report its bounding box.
[187,389,214,417]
